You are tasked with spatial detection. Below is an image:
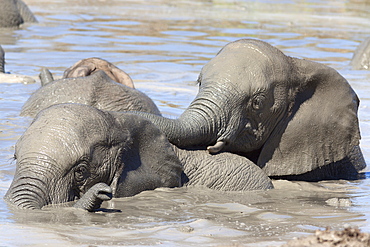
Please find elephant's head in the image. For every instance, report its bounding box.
[137,39,364,178]
[5,104,182,210]
[21,71,161,117]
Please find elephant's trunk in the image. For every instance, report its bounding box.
[0,46,4,73]
[137,87,225,150]
[5,166,50,209]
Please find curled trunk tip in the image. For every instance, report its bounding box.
[207,140,226,154]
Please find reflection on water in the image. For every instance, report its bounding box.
[1,0,370,246]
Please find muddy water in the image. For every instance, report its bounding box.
[1,0,370,246]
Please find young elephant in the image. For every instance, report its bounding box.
[5,104,272,211]
[20,70,160,117]
[0,0,37,28]
[134,39,366,181]
[5,104,183,211]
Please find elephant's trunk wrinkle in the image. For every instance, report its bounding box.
[6,159,63,208]
[12,190,43,205]
[130,87,226,148]
[180,89,227,146]
[6,178,50,209]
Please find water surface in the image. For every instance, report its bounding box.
[1,0,370,246]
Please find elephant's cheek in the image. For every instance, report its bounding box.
[51,178,81,205]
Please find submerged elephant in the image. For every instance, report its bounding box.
[0,0,37,28]
[21,70,160,117]
[5,104,273,211]
[5,104,182,211]
[350,37,370,70]
[134,39,366,181]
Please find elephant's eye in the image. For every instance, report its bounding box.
[252,94,265,110]
[75,163,88,183]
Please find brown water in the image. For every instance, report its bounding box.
[1,0,370,246]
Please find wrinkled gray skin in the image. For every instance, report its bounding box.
[134,39,366,181]
[5,104,272,211]
[176,148,273,191]
[5,104,183,211]
[350,37,370,70]
[0,0,37,28]
[20,70,161,117]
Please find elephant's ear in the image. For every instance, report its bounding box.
[258,57,363,178]
[63,57,134,88]
[113,113,183,197]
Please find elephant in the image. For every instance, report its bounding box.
[5,103,273,211]
[0,0,37,28]
[350,37,370,70]
[20,70,160,117]
[132,39,366,181]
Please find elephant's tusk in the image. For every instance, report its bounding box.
[207,141,226,154]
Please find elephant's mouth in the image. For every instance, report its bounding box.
[213,117,267,155]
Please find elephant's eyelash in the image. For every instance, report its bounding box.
[8,154,17,164]
[253,88,268,95]
[196,74,202,85]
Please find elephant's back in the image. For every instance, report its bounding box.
[178,149,273,191]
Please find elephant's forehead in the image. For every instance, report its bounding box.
[17,111,110,161]
[16,123,86,162]
[202,41,289,93]
[203,48,272,91]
